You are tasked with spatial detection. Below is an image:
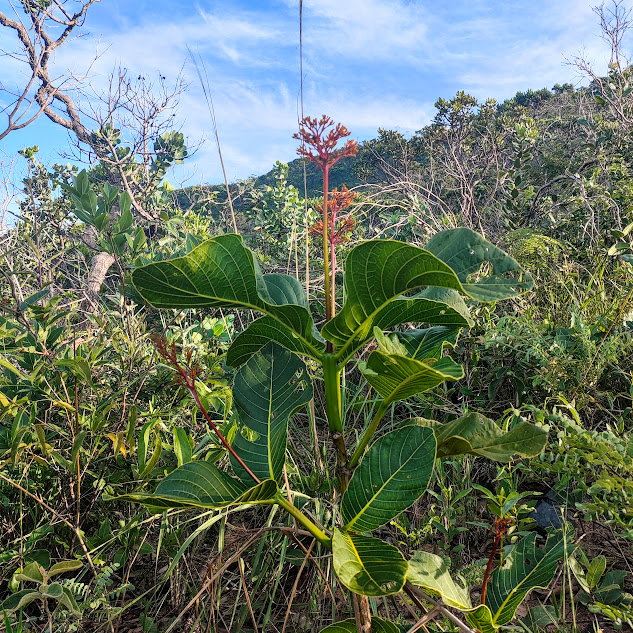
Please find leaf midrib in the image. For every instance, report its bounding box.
[134,275,324,361]
[442,424,544,455]
[492,543,556,624]
[333,292,464,364]
[344,434,432,531]
[373,356,463,405]
[343,532,382,590]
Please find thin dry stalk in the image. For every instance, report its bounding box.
[404,583,475,633]
[282,539,316,633]
[163,528,266,633]
[406,606,441,633]
[187,47,238,233]
[238,557,259,633]
[0,471,97,576]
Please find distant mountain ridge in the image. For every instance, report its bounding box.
[256,155,360,197]
[173,154,360,215]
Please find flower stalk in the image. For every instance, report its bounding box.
[294,115,357,323]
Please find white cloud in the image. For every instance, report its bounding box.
[300,0,430,61]
[0,0,629,186]
[452,2,614,99]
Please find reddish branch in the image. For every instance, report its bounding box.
[154,337,260,484]
[481,517,512,605]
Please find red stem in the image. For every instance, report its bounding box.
[330,234,336,318]
[185,382,260,484]
[169,358,261,484]
[481,532,502,605]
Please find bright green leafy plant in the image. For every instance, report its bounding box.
[3,560,82,623]
[408,531,568,632]
[120,116,550,632]
[570,550,633,628]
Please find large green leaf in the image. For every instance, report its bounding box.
[227,316,323,367]
[232,291,470,368]
[425,228,533,301]
[407,550,472,610]
[361,331,464,406]
[485,532,568,626]
[332,529,408,597]
[395,326,461,360]
[2,589,41,612]
[464,606,497,633]
[231,342,312,483]
[226,274,326,366]
[342,426,436,532]
[423,413,547,461]
[117,461,278,512]
[131,234,324,359]
[409,534,567,631]
[322,240,470,355]
[319,617,401,633]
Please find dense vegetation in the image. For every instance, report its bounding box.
[2,2,633,632]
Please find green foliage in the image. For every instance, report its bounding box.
[245,162,315,266]
[360,331,464,407]
[570,549,633,628]
[408,532,570,631]
[427,413,547,461]
[464,306,633,410]
[341,425,436,532]
[319,617,401,633]
[124,219,551,633]
[332,530,408,597]
[8,33,633,630]
[535,403,633,534]
[3,559,82,618]
[119,461,280,511]
[231,342,313,483]
[505,228,564,275]
[131,233,324,357]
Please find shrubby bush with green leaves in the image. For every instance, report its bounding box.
[5,10,633,627]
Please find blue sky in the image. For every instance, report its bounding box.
[0,0,619,190]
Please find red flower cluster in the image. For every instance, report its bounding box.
[295,114,358,323]
[294,115,358,171]
[311,185,358,246]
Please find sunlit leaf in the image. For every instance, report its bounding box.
[423,413,547,461]
[322,240,468,356]
[15,562,44,584]
[132,234,324,359]
[118,461,278,512]
[332,529,407,596]
[361,331,464,406]
[232,343,312,483]
[48,560,83,578]
[407,550,472,610]
[393,326,461,360]
[425,228,533,301]
[486,532,569,627]
[342,426,436,532]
